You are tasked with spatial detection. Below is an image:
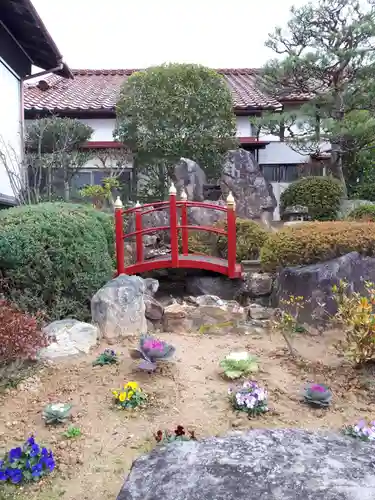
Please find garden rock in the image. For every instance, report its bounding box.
[189,298,247,334]
[117,428,375,500]
[162,302,193,332]
[38,319,99,361]
[91,274,147,342]
[187,200,227,227]
[274,251,375,325]
[248,304,273,321]
[144,294,164,321]
[174,157,207,201]
[220,148,277,220]
[242,272,273,297]
[185,275,243,300]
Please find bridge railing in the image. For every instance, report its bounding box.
[114,182,237,277]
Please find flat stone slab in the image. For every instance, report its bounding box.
[116,429,375,500]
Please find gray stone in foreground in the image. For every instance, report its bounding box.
[116,429,375,500]
[38,319,99,360]
[91,274,147,342]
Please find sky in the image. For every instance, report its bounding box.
[32,0,309,70]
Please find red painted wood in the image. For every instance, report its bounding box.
[169,192,179,266]
[176,201,228,213]
[135,207,143,262]
[124,255,243,277]
[124,201,169,215]
[181,203,188,255]
[115,207,125,275]
[226,205,237,278]
[115,195,243,279]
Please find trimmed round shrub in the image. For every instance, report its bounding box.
[280,177,343,221]
[0,203,114,321]
[348,204,375,222]
[260,221,375,272]
[186,230,214,255]
[217,219,269,261]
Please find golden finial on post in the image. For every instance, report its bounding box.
[114,196,123,209]
[169,182,177,195]
[226,191,235,207]
[180,189,187,201]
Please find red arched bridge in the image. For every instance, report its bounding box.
[114,182,243,278]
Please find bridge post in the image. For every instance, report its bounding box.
[134,201,144,263]
[226,192,237,278]
[169,182,179,266]
[180,189,189,255]
[114,196,125,275]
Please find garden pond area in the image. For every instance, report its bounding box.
[1,328,374,500]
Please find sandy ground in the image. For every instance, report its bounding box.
[0,329,374,500]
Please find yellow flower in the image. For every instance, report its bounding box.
[119,392,126,402]
[125,381,139,391]
[112,390,119,398]
[127,390,134,400]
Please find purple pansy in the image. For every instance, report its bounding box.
[9,447,22,463]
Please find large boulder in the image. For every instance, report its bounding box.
[38,319,99,361]
[185,275,243,300]
[91,274,148,342]
[174,157,207,201]
[116,429,375,500]
[274,251,375,325]
[221,148,276,220]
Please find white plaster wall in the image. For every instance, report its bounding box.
[79,118,117,141]
[0,59,21,197]
[235,116,252,137]
[258,142,309,165]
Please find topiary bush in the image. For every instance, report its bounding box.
[260,221,375,272]
[217,219,269,261]
[0,203,114,321]
[280,177,343,221]
[347,203,375,222]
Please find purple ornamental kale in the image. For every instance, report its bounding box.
[129,334,175,371]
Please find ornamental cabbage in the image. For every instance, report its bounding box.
[219,352,259,379]
[129,334,175,371]
[302,383,332,408]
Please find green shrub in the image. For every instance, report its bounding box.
[261,221,375,272]
[186,230,216,255]
[348,203,375,222]
[0,203,113,321]
[280,176,343,221]
[186,218,269,261]
[217,219,269,261]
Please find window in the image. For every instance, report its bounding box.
[260,164,324,183]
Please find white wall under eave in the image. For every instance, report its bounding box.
[78,117,253,141]
[258,142,310,165]
[236,116,252,137]
[79,118,117,141]
[0,59,21,198]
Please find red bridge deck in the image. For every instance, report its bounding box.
[124,254,243,277]
[114,183,243,279]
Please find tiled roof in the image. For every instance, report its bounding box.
[24,68,302,114]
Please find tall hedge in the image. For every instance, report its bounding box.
[0,203,114,321]
[261,221,375,272]
[280,176,343,221]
